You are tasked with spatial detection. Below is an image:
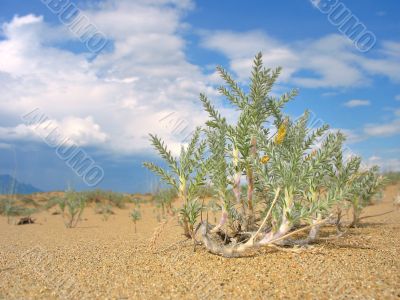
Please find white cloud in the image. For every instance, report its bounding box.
[0,142,13,149]
[201,31,400,88]
[344,99,371,108]
[200,30,298,83]
[327,128,365,144]
[364,119,400,137]
[0,1,220,156]
[339,129,365,144]
[395,94,400,101]
[366,156,400,172]
[0,2,398,159]
[0,116,108,146]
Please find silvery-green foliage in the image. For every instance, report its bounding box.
[130,208,141,222]
[346,165,385,226]
[95,203,113,221]
[144,127,208,236]
[180,199,202,228]
[144,127,206,200]
[254,111,346,227]
[154,188,176,216]
[145,52,384,240]
[1,197,36,224]
[59,190,86,228]
[130,208,141,233]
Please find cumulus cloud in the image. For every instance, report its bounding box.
[0,1,399,159]
[366,156,400,172]
[0,115,108,146]
[336,128,365,144]
[344,99,371,107]
[0,1,217,156]
[364,120,400,137]
[200,31,400,88]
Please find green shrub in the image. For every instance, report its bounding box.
[346,166,386,227]
[58,190,86,228]
[83,189,127,208]
[130,208,141,233]
[84,189,104,203]
[94,203,114,221]
[44,196,62,210]
[153,188,176,217]
[144,127,207,238]
[20,197,39,207]
[144,52,384,257]
[1,197,37,224]
[107,192,126,209]
[384,172,400,185]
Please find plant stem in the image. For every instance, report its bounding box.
[247,188,280,245]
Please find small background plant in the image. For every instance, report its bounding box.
[58,189,87,228]
[1,196,38,224]
[94,202,114,221]
[153,188,176,219]
[130,208,141,233]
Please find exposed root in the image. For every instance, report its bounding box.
[281,217,322,246]
[199,221,256,257]
[210,210,227,234]
[198,217,330,258]
[250,188,281,243]
[197,187,333,257]
[265,218,329,245]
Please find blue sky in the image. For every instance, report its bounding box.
[0,0,399,192]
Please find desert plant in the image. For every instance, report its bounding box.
[131,197,142,207]
[59,190,86,228]
[94,203,114,221]
[84,189,127,208]
[153,188,176,217]
[44,196,62,210]
[180,198,203,238]
[106,191,126,208]
[1,198,15,224]
[84,189,104,203]
[346,166,385,227]
[144,127,207,238]
[207,198,220,223]
[253,114,346,244]
[130,208,141,233]
[144,52,383,257]
[1,197,37,224]
[20,196,39,207]
[196,185,215,198]
[384,171,400,184]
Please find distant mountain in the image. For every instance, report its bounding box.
[0,175,42,195]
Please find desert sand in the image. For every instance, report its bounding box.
[0,185,399,299]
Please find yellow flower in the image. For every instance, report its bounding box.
[274,123,287,145]
[261,155,270,164]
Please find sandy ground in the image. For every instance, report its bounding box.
[0,185,399,299]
